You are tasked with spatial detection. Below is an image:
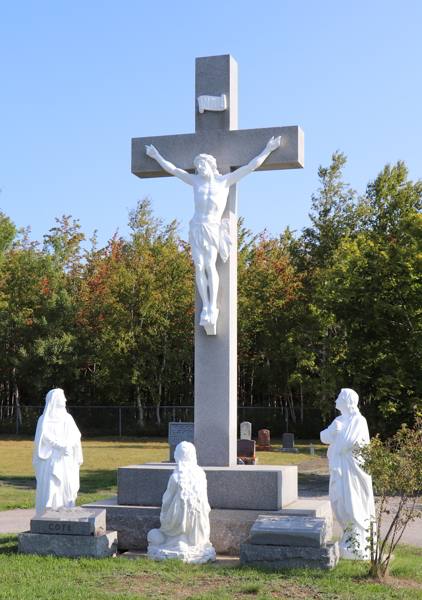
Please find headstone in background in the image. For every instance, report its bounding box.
[237,439,257,464]
[256,429,272,452]
[18,507,117,558]
[240,421,252,440]
[278,433,299,453]
[168,422,194,462]
[240,515,339,570]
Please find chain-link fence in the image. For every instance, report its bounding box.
[0,404,335,439]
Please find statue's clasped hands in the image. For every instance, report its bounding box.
[332,420,344,436]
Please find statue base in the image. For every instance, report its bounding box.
[148,543,216,564]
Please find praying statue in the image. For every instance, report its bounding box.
[147,441,216,563]
[320,388,376,559]
[33,388,83,515]
[145,136,281,333]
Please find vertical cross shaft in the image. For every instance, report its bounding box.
[193,55,238,466]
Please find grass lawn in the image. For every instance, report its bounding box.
[0,534,421,599]
[0,436,329,511]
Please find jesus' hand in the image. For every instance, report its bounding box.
[146,144,160,160]
[266,136,281,152]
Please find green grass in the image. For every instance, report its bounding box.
[0,436,170,510]
[0,436,328,511]
[0,535,421,599]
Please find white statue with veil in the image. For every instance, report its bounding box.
[146,136,281,333]
[320,388,376,559]
[33,388,83,515]
[147,441,216,563]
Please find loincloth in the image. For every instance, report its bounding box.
[188,219,232,263]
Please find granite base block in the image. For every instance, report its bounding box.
[240,541,340,570]
[18,530,118,558]
[117,464,297,510]
[83,498,332,556]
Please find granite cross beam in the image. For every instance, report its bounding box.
[131,54,304,467]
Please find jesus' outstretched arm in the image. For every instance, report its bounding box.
[222,136,281,187]
[145,145,195,186]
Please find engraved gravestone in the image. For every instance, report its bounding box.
[18,507,117,558]
[240,421,252,440]
[240,515,339,570]
[168,422,194,461]
[30,507,106,536]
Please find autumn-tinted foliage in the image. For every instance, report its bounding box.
[1,156,421,437]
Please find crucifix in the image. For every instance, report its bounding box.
[132,55,304,467]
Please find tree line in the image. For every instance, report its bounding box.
[1,153,421,437]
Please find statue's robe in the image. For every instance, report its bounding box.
[321,412,375,559]
[159,464,211,549]
[34,412,83,515]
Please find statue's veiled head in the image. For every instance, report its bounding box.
[44,388,67,420]
[174,441,197,465]
[336,388,359,415]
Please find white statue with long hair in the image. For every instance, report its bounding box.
[147,441,216,563]
[145,137,281,333]
[320,388,376,559]
[33,388,83,515]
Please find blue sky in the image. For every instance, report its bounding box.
[1,0,421,250]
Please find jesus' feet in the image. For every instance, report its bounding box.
[200,306,210,325]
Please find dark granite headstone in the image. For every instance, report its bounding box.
[237,439,256,458]
[282,433,295,449]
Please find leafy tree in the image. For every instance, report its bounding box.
[319,162,422,433]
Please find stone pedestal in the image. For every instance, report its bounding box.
[240,514,339,570]
[117,464,297,511]
[18,507,117,558]
[83,497,332,556]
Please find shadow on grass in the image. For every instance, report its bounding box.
[79,469,117,493]
[298,473,330,497]
[0,477,36,489]
[0,534,18,554]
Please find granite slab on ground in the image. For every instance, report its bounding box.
[18,530,118,558]
[240,541,340,570]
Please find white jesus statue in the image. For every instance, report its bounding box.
[146,136,281,332]
[320,388,376,559]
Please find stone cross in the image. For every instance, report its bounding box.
[132,55,304,467]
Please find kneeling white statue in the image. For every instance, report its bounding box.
[320,388,375,559]
[147,441,216,563]
[33,388,83,515]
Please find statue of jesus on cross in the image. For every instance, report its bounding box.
[145,136,281,331]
